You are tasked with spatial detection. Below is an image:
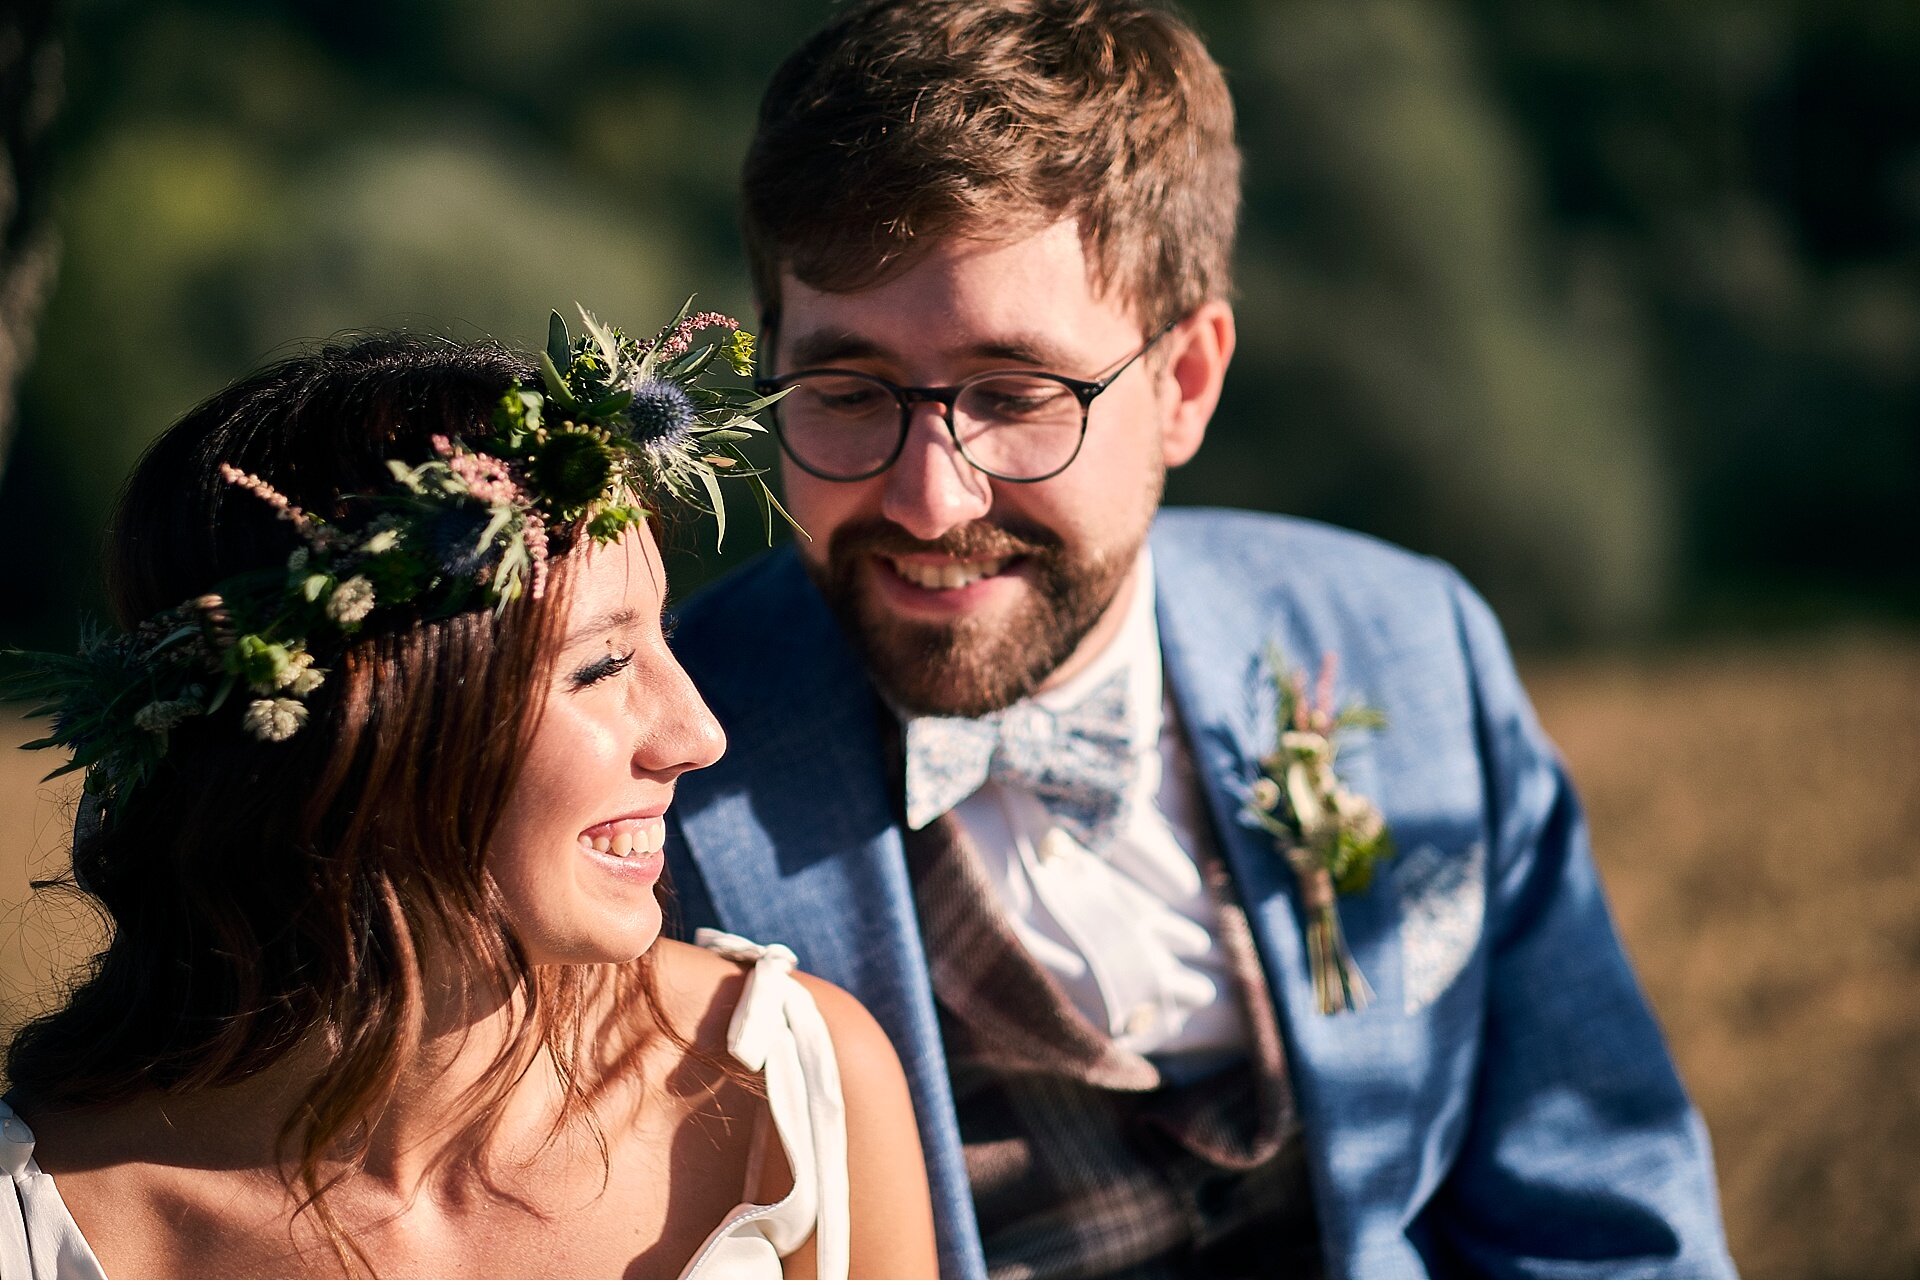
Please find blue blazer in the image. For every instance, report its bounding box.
[664,508,1735,1279]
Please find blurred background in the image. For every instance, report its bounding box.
[0,0,1915,1273]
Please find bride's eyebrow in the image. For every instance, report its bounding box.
[564,608,637,649]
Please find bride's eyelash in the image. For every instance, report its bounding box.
[570,650,634,690]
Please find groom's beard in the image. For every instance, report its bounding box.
[808,516,1136,718]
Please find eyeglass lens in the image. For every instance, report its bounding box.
[774,372,1086,481]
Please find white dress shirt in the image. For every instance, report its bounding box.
[942,549,1251,1062]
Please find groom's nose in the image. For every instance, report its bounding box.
[880,403,993,540]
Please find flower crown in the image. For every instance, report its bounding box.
[0,301,790,818]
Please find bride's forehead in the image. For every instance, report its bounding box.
[568,526,666,617]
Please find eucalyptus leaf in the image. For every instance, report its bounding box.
[546,310,571,373]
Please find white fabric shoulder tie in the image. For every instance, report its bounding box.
[684,930,852,1280]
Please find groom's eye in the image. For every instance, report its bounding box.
[570,650,635,690]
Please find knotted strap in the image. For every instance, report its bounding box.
[689,930,850,1280]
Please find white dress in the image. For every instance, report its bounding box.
[0,932,849,1280]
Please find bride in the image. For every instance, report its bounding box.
[0,309,938,1278]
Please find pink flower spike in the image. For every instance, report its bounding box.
[656,310,742,361]
[1315,651,1339,722]
[218,463,314,536]
[524,509,551,600]
[431,434,456,458]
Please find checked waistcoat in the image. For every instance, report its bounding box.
[901,810,1324,1279]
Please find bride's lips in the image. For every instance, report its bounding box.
[577,813,667,881]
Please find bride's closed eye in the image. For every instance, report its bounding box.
[570,650,635,690]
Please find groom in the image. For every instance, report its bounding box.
[665,0,1733,1276]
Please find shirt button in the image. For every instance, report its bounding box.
[1124,1003,1158,1038]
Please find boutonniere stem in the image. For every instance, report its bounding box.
[1244,646,1394,1015]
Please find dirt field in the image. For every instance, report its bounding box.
[2,632,1916,1275]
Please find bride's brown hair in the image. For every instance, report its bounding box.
[5,333,690,1267]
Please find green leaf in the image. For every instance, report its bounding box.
[301,573,331,603]
[540,352,581,413]
[475,506,514,554]
[585,390,634,419]
[695,463,727,552]
[662,343,717,381]
[697,428,755,443]
[546,310,571,374]
[577,305,619,372]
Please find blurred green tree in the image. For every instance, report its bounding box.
[0,0,1913,649]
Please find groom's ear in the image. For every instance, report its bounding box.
[1159,300,1235,469]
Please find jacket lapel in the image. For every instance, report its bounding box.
[1151,518,1428,1271]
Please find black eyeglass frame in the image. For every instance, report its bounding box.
[753,317,1181,483]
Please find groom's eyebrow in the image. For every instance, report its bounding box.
[785,328,1071,371]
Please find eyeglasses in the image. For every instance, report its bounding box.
[755,319,1178,483]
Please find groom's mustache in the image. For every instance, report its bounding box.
[829,518,1062,565]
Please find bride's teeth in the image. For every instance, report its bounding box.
[592,833,612,853]
[613,830,636,857]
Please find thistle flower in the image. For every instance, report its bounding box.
[626,379,697,453]
[327,576,376,625]
[242,697,307,742]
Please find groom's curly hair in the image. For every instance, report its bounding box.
[742,0,1240,329]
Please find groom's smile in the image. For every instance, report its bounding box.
[765,221,1205,717]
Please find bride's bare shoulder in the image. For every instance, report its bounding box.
[644,935,754,1053]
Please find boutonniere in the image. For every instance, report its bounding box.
[1242,645,1394,1015]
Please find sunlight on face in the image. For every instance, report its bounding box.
[488,525,725,966]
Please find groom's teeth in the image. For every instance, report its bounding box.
[890,557,1010,590]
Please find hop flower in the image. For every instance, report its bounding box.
[533,428,616,511]
[242,697,308,742]
[1249,776,1282,814]
[625,379,698,453]
[326,576,376,625]
[234,634,295,694]
[288,665,326,698]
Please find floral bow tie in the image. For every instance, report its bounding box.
[902,669,1140,852]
